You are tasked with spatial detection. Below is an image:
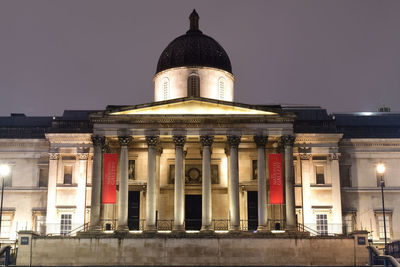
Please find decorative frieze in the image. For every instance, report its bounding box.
[118,136,132,146]
[77,153,89,160]
[146,136,159,147]
[227,135,241,148]
[254,135,268,147]
[173,136,186,148]
[200,135,214,147]
[49,153,60,160]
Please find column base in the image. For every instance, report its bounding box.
[256,225,269,232]
[200,225,214,234]
[116,225,129,232]
[88,225,102,232]
[144,224,157,233]
[285,224,298,231]
[229,225,241,233]
[172,224,185,233]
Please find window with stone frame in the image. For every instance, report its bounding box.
[0,212,14,238]
[343,212,356,235]
[316,214,328,235]
[339,164,351,187]
[38,165,49,187]
[60,214,72,235]
[187,75,200,97]
[34,213,46,235]
[63,165,73,185]
[315,165,325,185]
[376,212,391,239]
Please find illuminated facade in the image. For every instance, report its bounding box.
[0,10,399,247]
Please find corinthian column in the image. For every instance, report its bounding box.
[227,135,241,231]
[117,136,132,231]
[282,135,296,230]
[90,135,105,231]
[254,135,268,231]
[173,135,186,232]
[145,136,159,232]
[200,135,214,232]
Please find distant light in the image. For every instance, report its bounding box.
[157,230,171,234]
[104,230,114,234]
[215,230,229,233]
[360,112,373,116]
[271,230,286,234]
[377,164,386,174]
[0,165,10,177]
[185,230,200,233]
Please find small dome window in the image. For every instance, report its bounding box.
[162,77,169,100]
[218,77,225,100]
[188,74,200,97]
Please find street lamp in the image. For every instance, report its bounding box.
[376,163,388,254]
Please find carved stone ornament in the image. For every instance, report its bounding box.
[146,136,159,147]
[118,136,133,146]
[227,135,241,148]
[299,153,312,160]
[91,135,105,147]
[328,153,340,161]
[254,135,268,147]
[200,135,214,147]
[281,135,295,147]
[77,153,89,160]
[49,153,60,160]
[173,136,186,148]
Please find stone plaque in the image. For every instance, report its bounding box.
[357,236,366,245]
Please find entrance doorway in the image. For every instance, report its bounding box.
[185,195,202,230]
[247,191,258,230]
[128,191,140,230]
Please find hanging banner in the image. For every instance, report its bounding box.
[103,153,118,204]
[269,153,283,204]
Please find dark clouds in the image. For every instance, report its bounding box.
[0,0,399,115]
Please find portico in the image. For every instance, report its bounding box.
[88,97,296,233]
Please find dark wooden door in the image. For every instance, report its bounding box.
[185,195,202,230]
[247,191,258,230]
[128,191,140,230]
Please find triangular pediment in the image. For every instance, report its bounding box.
[109,98,278,116]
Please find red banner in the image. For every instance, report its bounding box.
[103,153,118,204]
[269,153,283,204]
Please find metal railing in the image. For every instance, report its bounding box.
[369,245,400,267]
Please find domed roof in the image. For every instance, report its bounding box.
[156,10,232,75]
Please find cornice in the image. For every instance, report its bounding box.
[340,138,400,148]
[45,133,92,144]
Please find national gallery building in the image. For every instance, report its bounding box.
[0,10,399,247]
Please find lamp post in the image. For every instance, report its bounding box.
[0,164,10,237]
[376,163,387,255]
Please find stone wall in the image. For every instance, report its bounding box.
[17,231,369,266]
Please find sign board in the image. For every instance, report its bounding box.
[21,236,29,245]
[103,153,118,203]
[357,236,366,245]
[269,153,283,204]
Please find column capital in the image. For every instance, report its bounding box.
[77,153,89,160]
[146,136,159,147]
[254,135,268,147]
[118,136,132,146]
[328,153,340,161]
[49,153,60,160]
[173,136,186,148]
[227,135,241,148]
[281,135,295,147]
[200,135,214,147]
[91,135,105,147]
[300,153,312,160]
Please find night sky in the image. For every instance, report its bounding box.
[1,0,400,116]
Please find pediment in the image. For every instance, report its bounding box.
[109,99,278,116]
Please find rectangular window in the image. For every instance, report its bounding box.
[39,167,49,187]
[0,214,13,238]
[315,165,325,184]
[63,166,73,185]
[377,214,391,239]
[60,214,72,235]
[316,214,328,235]
[35,215,46,235]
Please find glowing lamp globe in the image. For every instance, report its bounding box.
[0,164,10,177]
[376,164,386,174]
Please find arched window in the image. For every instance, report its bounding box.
[218,77,225,100]
[162,77,169,100]
[187,74,200,97]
